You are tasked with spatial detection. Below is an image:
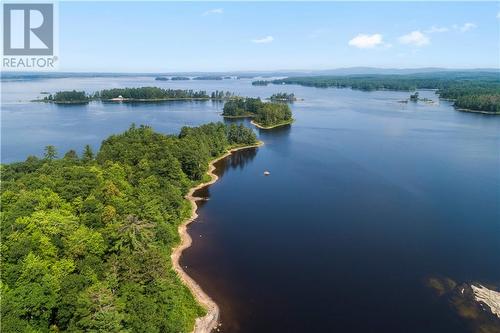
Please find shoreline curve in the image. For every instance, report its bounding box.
[171,141,264,333]
[250,119,294,129]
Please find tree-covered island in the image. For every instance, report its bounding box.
[251,80,269,86]
[42,90,90,104]
[171,76,190,81]
[222,98,294,129]
[97,87,211,101]
[0,122,258,333]
[269,92,297,102]
[39,87,237,104]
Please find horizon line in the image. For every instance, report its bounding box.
[2,66,500,75]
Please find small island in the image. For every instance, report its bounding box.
[171,76,190,81]
[269,92,297,102]
[252,80,269,86]
[42,90,90,104]
[409,92,419,102]
[222,97,293,129]
[155,76,169,81]
[404,92,435,105]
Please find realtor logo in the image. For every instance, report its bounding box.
[3,3,53,55]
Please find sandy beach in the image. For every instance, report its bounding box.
[250,119,294,129]
[171,141,263,333]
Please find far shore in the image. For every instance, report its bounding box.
[456,108,500,115]
[221,114,255,119]
[171,141,264,333]
[251,119,294,129]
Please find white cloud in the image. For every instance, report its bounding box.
[251,36,274,44]
[202,8,223,16]
[425,26,449,33]
[497,12,500,19]
[453,22,477,32]
[398,30,430,47]
[348,33,384,49]
[457,22,477,32]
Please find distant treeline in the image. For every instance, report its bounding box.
[262,72,500,113]
[223,98,293,127]
[1,122,257,333]
[193,76,223,80]
[155,76,225,81]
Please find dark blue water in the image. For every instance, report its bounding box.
[2,77,499,332]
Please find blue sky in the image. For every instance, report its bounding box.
[59,2,500,72]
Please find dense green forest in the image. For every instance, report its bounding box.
[0,123,257,333]
[210,90,236,100]
[251,80,269,86]
[265,72,500,113]
[222,98,264,117]
[42,88,238,103]
[452,94,500,112]
[223,98,293,127]
[98,87,210,100]
[253,103,293,127]
[43,90,89,104]
[269,93,296,102]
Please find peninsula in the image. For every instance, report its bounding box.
[0,122,258,333]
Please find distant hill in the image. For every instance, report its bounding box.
[2,67,498,81]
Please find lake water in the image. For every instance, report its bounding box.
[2,76,499,332]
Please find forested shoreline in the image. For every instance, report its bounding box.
[0,123,257,332]
[257,72,500,113]
[222,98,294,128]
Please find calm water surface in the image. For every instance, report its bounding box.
[2,76,499,332]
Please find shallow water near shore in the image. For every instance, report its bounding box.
[2,76,500,332]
